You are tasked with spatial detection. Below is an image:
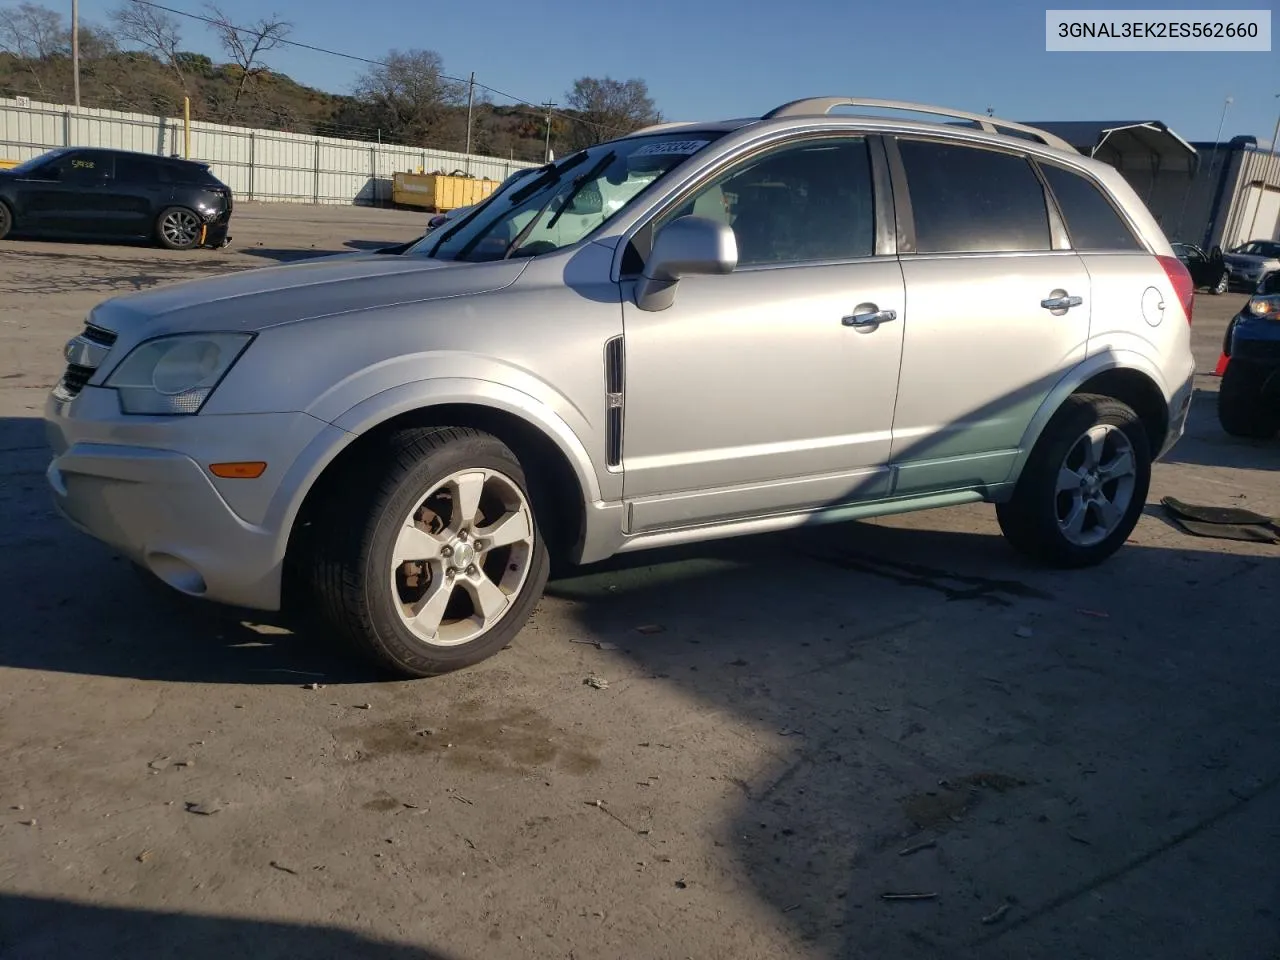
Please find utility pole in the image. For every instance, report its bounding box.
[71,0,80,107]
[542,100,555,163]
[1245,93,1280,242]
[464,71,475,173]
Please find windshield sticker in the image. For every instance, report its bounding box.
[631,140,710,157]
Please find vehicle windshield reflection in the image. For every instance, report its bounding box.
[407,132,725,263]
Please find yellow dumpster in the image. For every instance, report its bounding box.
[0,159,20,170]
[392,172,500,211]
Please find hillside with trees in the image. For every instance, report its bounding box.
[0,1,661,162]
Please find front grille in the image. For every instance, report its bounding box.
[53,324,118,402]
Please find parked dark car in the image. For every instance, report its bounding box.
[1170,241,1230,294]
[1218,269,1280,439]
[0,147,233,250]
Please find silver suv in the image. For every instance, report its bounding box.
[45,97,1196,678]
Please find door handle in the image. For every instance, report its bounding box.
[1040,294,1083,311]
[842,306,897,327]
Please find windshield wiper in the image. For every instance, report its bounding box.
[428,152,591,258]
[544,152,615,232]
[506,150,589,206]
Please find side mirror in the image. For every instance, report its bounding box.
[634,215,737,312]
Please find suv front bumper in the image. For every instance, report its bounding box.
[45,389,339,610]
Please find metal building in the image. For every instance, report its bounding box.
[1025,120,1280,251]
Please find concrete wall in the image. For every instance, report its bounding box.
[0,96,539,206]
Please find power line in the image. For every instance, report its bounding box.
[123,0,631,137]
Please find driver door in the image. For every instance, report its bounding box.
[619,135,906,534]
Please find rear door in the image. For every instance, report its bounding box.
[113,154,173,236]
[887,136,1092,494]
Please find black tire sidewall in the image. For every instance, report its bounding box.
[155,206,199,250]
[999,395,1151,568]
[1213,271,1229,294]
[0,200,12,240]
[357,436,549,676]
[1218,360,1279,438]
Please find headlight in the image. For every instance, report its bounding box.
[1247,295,1280,319]
[104,332,253,414]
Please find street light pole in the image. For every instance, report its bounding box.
[1245,94,1280,242]
[71,0,80,107]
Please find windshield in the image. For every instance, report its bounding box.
[410,131,726,262]
[7,149,68,175]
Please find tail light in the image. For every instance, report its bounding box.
[1157,254,1195,325]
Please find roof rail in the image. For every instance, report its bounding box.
[761,98,1080,154]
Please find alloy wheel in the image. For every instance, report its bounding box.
[162,210,201,247]
[1055,424,1137,547]
[389,468,536,647]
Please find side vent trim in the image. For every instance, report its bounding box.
[604,335,624,469]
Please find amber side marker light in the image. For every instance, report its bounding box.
[209,461,267,479]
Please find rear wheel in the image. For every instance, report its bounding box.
[306,426,549,678]
[997,394,1151,568]
[155,206,202,250]
[0,200,12,241]
[1218,359,1280,439]
[1212,270,1229,295]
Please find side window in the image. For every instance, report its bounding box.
[656,137,876,267]
[1039,163,1142,251]
[54,152,113,183]
[116,155,165,184]
[897,139,1051,254]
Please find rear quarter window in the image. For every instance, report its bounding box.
[897,139,1051,254]
[1039,163,1143,252]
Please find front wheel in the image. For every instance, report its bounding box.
[997,394,1151,568]
[1211,270,1229,295]
[0,200,12,241]
[307,426,549,678]
[155,206,202,250]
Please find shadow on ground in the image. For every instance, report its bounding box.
[0,893,464,959]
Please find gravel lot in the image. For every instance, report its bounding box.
[2,203,1278,960]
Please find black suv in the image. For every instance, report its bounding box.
[0,147,233,250]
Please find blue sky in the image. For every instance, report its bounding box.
[69,0,1279,144]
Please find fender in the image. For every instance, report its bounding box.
[257,377,607,577]
[328,376,605,504]
[1007,348,1172,481]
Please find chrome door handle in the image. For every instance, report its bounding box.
[1041,294,1083,310]
[842,307,897,327]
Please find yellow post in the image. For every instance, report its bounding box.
[183,97,191,159]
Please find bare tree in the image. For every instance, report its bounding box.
[0,2,70,96]
[354,49,465,145]
[203,4,291,110]
[110,0,187,93]
[563,76,660,151]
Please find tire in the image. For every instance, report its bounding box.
[1217,359,1280,439]
[0,200,12,241]
[306,426,550,678]
[996,394,1151,569]
[1212,270,1229,295]
[155,206,202,250]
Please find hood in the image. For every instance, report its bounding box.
[86,252,528,339]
